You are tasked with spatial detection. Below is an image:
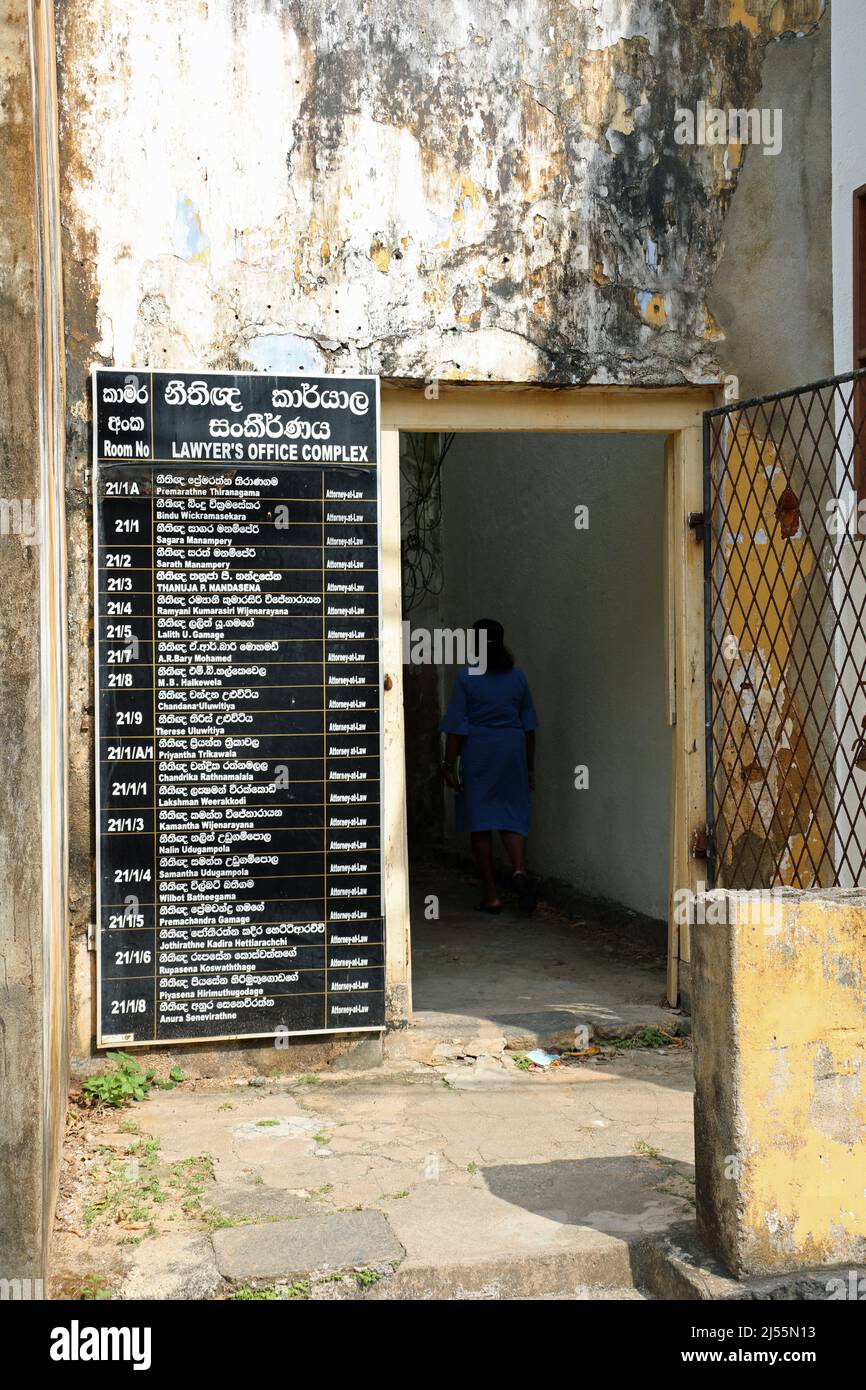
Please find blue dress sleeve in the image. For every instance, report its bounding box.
[518,672,539,731]
[440,669,471,735]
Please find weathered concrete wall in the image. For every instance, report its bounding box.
[0,0,68,1282]
[0,0,45,1282]
[55,0,827,388]
[441,431,670,919]
[693,889,866,1275]
[710,15,832,398]
[704,15,835,892]
[53,0,830,1060]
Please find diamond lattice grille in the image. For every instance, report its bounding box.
[705,372,866,889]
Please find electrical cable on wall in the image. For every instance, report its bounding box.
[400,431,455,613]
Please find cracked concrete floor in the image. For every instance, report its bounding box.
[51,869,694,1299]
[407,858,684,1048]
[51,1045,695,1299]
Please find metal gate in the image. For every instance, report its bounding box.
[704,370,866,889]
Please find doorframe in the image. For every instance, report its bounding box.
[379,383,721,1022]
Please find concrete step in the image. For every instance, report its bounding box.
[357,1241,638,1300]
[209,1213,647,1301]
[633,1222,866,1301]
[315,1279,650,1301]
[526,1287,650,1301]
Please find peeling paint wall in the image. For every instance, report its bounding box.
[56,0,827,388]
[53,0,831,1059]
[704,14,834,891]
[710,13,832,398]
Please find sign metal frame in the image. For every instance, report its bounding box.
[93,366,384,1047]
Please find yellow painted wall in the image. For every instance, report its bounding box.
[730,892,866,1271]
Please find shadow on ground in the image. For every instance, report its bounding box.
[481,1154,696,1237]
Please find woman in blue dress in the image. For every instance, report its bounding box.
[440,619,538,914]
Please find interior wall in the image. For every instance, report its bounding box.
[439,431,670,920]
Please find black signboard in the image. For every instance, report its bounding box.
[93,368,384,1045]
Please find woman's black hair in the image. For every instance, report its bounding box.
[473,618,514,673]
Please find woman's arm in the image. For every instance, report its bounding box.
[518,675,538,791]
[443,732,464,789]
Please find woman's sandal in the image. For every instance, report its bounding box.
[512,872,537,913]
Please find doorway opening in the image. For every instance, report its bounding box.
[400,428,676,1045]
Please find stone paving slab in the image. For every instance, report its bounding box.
[207,1184,323,1223]
[122,1234,223,1301]
[212,1211,404,1281]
